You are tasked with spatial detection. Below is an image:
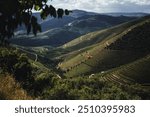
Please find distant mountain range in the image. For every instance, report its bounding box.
[12,10,149,47]
[103,12,149,17]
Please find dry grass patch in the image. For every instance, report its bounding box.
[0,75,32,100]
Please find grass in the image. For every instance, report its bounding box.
[0,74,32,100]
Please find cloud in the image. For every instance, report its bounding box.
[49,0,150,13]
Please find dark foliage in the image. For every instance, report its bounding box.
[41,76,150,100]
[0,48,34,89]
[0,0,71,45]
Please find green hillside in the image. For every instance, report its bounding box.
[62,16,150,51]
[1,16,150,100]
[58,16,150,79]
[0,47,61,99]
[101,55,150,85]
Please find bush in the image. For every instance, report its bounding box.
[41,76,148,100]
[0,47,34,90]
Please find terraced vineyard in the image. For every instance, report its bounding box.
[101,55,150,85]
[46,17,150,99]
[62,49,144,77]
[57,16,150,79]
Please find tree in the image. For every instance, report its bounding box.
[0,48,36,91]
[0,0,71,45]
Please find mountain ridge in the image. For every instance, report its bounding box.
[12,10,137,47]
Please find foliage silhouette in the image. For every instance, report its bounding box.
[0,48,34,90]
[0,0,71,45]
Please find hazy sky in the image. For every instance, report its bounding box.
[48,0,150,13]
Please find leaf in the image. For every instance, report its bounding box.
[34,5,41,11]
[65,9,70,15]
[57,9,64,18]
[32,25,37,36]
[31,16,37,24]
[40,11,47,20]
[22,12,31,27]
[37,24,42,32]
[27,23,31,35]
[49,5,57,18]
[40,5,49,19]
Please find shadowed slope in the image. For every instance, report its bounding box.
[59,16,150,78]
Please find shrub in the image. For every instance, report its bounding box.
[0,48,34,89]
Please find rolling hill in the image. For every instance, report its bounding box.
[101,55,150,85]
[57,15,150,83]
[1,11,150,100]
[62,15,150,51]
[11,10,137,47]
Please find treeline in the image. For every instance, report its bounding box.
[41,77,150,100]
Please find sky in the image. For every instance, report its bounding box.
[48,0,150,13]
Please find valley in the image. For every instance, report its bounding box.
[1,10,150,100]
[11,10,138,47]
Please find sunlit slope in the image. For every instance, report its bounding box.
[62,50,145,77]
[62,16,150,51]
[58,16,150,77]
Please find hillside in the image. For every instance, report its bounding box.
[0,75,32,100]
[1,46,150,100]
[104,12,149,17]
[0,47,62,99]
[11,10,136,47]
[58,16,150,79]
[101,55,150,85]
[1,15,150,100]
[62,16,150,51]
